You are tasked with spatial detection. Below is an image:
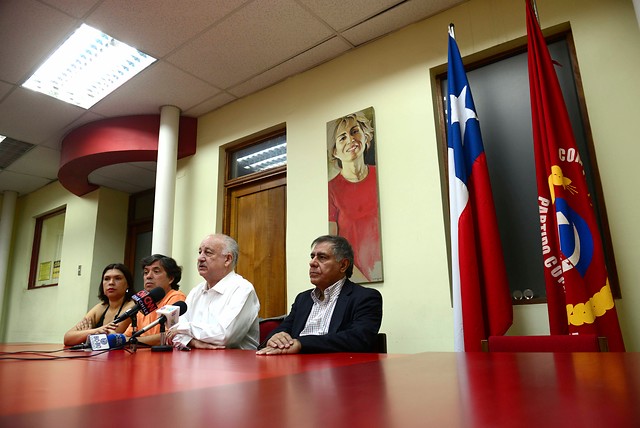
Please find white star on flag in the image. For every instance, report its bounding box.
[449,85,477,143]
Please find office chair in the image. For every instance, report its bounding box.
[374,332,388,353]
[481,334,608,352]
[258,315,287,344]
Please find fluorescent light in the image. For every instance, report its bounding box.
[237,143,287,163]
[238,143,287,172]
[22,24,156,109]
[245,154,287,170]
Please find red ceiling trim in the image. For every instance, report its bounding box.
[58,115,197,196]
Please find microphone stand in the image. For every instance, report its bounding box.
[151,320,173,352]
[129,316,138,353]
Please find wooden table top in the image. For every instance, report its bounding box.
[1,343,638,427]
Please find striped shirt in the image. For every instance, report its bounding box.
[300,278,345,336]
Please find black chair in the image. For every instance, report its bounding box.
[374,332,387,353]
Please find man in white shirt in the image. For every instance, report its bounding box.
[167,234,260,350]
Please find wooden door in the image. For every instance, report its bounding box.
[124,191,154,293]
[226,174,286,319]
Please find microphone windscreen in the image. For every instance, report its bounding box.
[132,287,166,316]
[174,300,188,315]
[107,333,127,348]
[148,286,166,302]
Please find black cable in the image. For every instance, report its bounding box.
[0,345,136,360]
[0,348,67,355]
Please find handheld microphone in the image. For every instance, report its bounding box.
[87,333,127,350]
[113,287,166,324]
[131,301,187,339]
[68,333,129,351]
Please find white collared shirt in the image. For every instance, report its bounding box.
[171,271,260,350]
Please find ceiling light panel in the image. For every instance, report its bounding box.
[22,24,156,109]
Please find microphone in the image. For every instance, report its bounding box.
[113,287,166,324]
[86,333,127,351]
[68,333,129,351]
[131,301,187,339]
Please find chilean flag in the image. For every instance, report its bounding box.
[526,0,624,350]
[447,27,513,352]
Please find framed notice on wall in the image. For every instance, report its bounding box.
[52,260,60,279]
[38,261,52,281]
[29,207,66,289]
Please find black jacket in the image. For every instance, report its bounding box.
[264,279,382,353]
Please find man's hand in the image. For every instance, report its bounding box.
[165,328,177,346]
[187,338,225,350]
[265,332,295,349]
[256,334,302,355]
[165,329,224,350]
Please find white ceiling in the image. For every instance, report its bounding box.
[0,0,464,196]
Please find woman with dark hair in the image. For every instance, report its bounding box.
[63,263,136,346]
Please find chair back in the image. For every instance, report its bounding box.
[259,316,286,344]
[482,334,608,352]
[374,333,387,353]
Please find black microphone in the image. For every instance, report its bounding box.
[131,301,188,339]
[113,287,166,324]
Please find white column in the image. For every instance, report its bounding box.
[0,191,18,325]
[634,0,640,29]
[152,105,180,256]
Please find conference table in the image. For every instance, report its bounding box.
[1,344,638,427]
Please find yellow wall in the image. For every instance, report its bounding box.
[1,183,128,342]
[2,0,639,351]
[89,187,130,307]
[181,0,640,352]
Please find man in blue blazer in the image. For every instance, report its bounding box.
[257,235,382,354]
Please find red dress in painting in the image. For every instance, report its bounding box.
[328,165,382,282]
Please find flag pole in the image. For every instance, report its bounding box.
[446,25,513,351]
[449,23,455,39]
[529,0,540,24]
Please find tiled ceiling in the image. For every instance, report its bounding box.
[0,0,464,196]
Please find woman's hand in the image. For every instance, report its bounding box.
[96,322,117,335]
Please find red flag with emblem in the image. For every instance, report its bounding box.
[526,0,624,350]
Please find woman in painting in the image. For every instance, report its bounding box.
[63,263,136,346]
[328,110,382,283]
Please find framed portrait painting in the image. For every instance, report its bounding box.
[326,106,383,283]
